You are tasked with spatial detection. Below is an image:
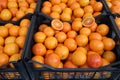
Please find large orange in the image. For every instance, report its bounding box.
[72,20,82,31]
[5,36,16,44]
[45,53,61,68]
[92,2,103,12]
[73,8,84,18]
[20,19,30,28]
[67,30,77,39]
[41,6,51,15]
[43,1,52,7]
[9,25,20,37]
[61,12,71,21]
[89,32,102,41]
[62,22,71,33]
[84,5,93,14]
[4,43,19,56]
[43,27,55,36]
[64,38,77,52]
[15,36,25,48]
[0,53,9,66]
[44,36,58,49]
[32,55,44,68]
[71,50,87,66]
[76,47,87,55]
[0,26,8,38]
[34,32,46,43]
[64,61,78,68]
[80,27,91,36]
[55,45,69,60]
[70,2,80,10]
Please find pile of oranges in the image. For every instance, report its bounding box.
[0,18,30,68]
[41,0,103,21]
[32,18,116,69]
[0,0,37,21]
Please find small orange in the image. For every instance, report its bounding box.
[51,19,63,30]
[62,22,71,33]
[20,19,30,28]
[80,27,91,36]
[15,36,26,48]
[9,53,21,68]
[25,8,34,14]
[79,0,89,7]
[102,38,115,51]
[34,32,46,43]
[0,26,8,38]
[72,20,82,31]
[32,43,46,56]
[63,8,72,15]
[67,30,77,39]
[96,24,109,36]
[9,25,20,37]
[67,0,76,7]
[52,5,62,14]
[89,32,102,41]
[55,31,67,43]
[5,36,16,44]
[41,6,51,15]
[57,62,63,68]
[64,61,78,68]
[43,1,52,7]
[0,36,4,46]
[59,3,67,10]
[84,5,93,14]
[102,51,116,63]
[30,2,36,9]
[73,8,84,18]
[51,0,61,5]
[61,12,71,21]
[92,2,103,12]
[8,1,18,9]
[10,8,18,17]
[61,0,68,3]
[55,45,69,60]
[4,43,19,56]
[89,0,96,5]
[44,36,58,49]
[89,40,104,52]
[16,10,25,19]
[26,0,35,4]
[19,27,28,36]
[70,2,80,10]
[43,27,55,36]
[50,12,60,19]
[93,12,101,17]
[5,23,13,29]
[102,58,110,67]
[19,1,29,8]
[19,7,28,12]
[0,53,9,66]
[32,55,44,68]
[38,24,48,31]
[75,34,88,47]
[83,13,93,19]
[12,17,18,21]
[89,22,97,32]
[64,38,77,52]
[45,53,61,68]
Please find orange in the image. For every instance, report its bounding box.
[0,53,9,66]
[63,8,72,15]
[111,6,120,14]
[9,25,20,37]
[115,17,120,29]
[8,0,17,2]
[64,61,78,68]
[66,53,72,61]
[89,22,97,32]
[89,0,96,5]
[51,19,63,30]
[20,19,30,28]
[50,12,60,19]
[30,2,36,9]
[75,34,88,47]
[79,0,89,7]
[102,51,116,63]
[80,63,89,68]
[4,43,19,56]
[34,32,46,43]
[87,53,102,68]
[32,43,46,56]
[64,38,77,52]
[26,0,35,4]
[62,22,71,33]
[106,1,112,8]
[0,36,4,46]
[83,13,93,19]
[16,10,25,19]
[85,44,90,51]
[80,27,91,36]
[67,0,76,7]
[61,12,71,21]
[0,9,12,21]
[61,0,68,3]
[52,5,62,14]
[57,62,63,68]
[72,20,82,31]
[89,32,102,41]
[19,1,29,8]
[9,53,21,68]
[76,47,87,55]
[32,55,44,68]
[8,1,18,9]
[5,36,16,44]
[55,32,67,43]
[102,58,110,67]
[12,17,18,21]
[70,2,80,10]
[84,5,93,14]
[55,45,69,60]
[25,8,34,14]
[45,50,54,58]
[5,23,13,29]
[41,6,51,15]
[45,53,61,68]
[96,24,109,36]
[10,8,18,17]
[44,36,58,49]
[92,2,103,12]
[102,38,115,50]
[19,7,28,12]
[43,1,52,7]
[15,36,25,48]
[87,51,98,56]
[96,50,104,56]
[0,26,8,38]
[93,12,101,17]
[51,0,61,5]
[111,0,120,6]
[0,0,7,9]
[89,40,104,52]
[19,27,28,36]
[67,30,77,39]
[71,50,87,66]
[59,3,67,10]
[74,18,82,21]
[43,27,55,36]
[73,8,84,18]
[38,24,48,31]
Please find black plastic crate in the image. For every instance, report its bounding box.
[23,13,120,80]
[0,14,34,80]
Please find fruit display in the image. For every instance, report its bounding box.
[0,0,37,21]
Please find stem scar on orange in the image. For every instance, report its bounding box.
[51,19,63,30]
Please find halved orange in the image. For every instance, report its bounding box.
[51,19,63,30]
